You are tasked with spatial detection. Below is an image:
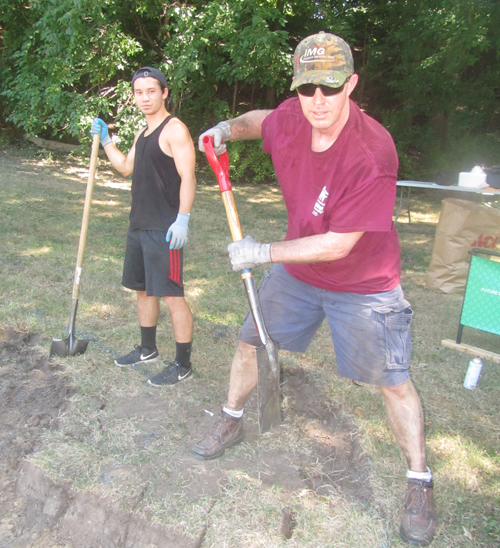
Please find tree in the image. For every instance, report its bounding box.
[353,0,500,174]
[1,0,499,179]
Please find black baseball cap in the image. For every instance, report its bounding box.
[131,66,168,88]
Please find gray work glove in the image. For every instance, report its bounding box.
[198,121,231,155]
[166,213,190,249]
[228,236,272,271]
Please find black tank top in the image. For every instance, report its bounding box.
[129,115,181,231]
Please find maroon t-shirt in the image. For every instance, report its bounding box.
[262,97,401,294]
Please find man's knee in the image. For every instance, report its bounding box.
[235,340,258,360]
[379,379,414,399]
[162,295,187,308]
[230,341,259,376]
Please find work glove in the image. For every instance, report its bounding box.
[198,121,231,155]
[90,118,112,146]
[228,236,272,271]
[166,213,190,249]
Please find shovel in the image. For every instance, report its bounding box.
[50,133,100,358]
[203,136,280,434]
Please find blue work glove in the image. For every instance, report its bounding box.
[90,118,112,146]
[228,236,272,271]
[166,213,190,249]
[198,121,231,155]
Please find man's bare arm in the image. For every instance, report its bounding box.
[163,120,196,215]
[228,231,364,272]
[198,110,273,154]
[227,110,274,141]
[270,231,364,264]
[102,130,142,177]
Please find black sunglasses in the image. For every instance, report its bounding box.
[297,77,350,97]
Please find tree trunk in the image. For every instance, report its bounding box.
[232,81,238,116]
[266,86,275,109]
[432,111,448,150]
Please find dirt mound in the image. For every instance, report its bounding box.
[0,328,71,547]
[16,461,194,548]
[0,329,197,548]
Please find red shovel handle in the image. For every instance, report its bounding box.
[202,133,276,373]
[203,136,231,192]
[203,136,244,242]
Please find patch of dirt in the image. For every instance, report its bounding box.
[282,367,372,500]
[111,368,372,507]
[0,329,195,548]
[0,327,72,547]
[0,328,372,547]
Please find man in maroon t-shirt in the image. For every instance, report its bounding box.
[195,33,436,546]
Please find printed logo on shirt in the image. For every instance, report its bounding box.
[313,186,329,216]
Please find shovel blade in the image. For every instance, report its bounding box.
[256,343,280,434]
[50,335,89,358]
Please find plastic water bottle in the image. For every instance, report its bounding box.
[463,357,483,390]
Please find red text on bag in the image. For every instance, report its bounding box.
[471,234,499,249]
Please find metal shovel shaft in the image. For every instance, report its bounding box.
[241,272,278,373]
[241,272,280,434]
[50,298,89,357]
[203,136,281,433]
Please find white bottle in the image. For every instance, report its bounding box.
[463,357,483,390]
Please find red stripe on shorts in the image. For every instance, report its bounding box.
[169,248,180,284]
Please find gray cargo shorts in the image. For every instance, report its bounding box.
[239,264,413,386]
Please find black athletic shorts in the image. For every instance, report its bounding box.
[122,229,184,297]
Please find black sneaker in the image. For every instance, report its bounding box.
[114,346,159,368]
[147,361,192,386]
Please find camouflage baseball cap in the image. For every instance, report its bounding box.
[290,32,354,91]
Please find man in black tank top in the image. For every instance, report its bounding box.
[90,66,196,386]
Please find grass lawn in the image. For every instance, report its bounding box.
[0,144,499,547]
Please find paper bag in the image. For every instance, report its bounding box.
[426,198,500,294]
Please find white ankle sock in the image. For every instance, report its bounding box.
[223,405,244,419]
[407,467,433,482]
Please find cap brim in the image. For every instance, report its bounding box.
[290,70,350,91]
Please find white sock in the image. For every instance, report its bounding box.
[222,405,244,419]
[407,467,433,482]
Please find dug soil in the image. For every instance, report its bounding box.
[0,328,372,548]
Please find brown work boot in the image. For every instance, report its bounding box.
[400,479,437,546]
[191,410,244,460]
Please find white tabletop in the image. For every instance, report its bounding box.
[397,180,500,195]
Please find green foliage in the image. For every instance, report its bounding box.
[226,141,277,183]
[1,0,499,179]
[0,0,142,140]
[159,0,292,135]
[358,0,500,175]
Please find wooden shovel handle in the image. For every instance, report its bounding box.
[72,133,100,300]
